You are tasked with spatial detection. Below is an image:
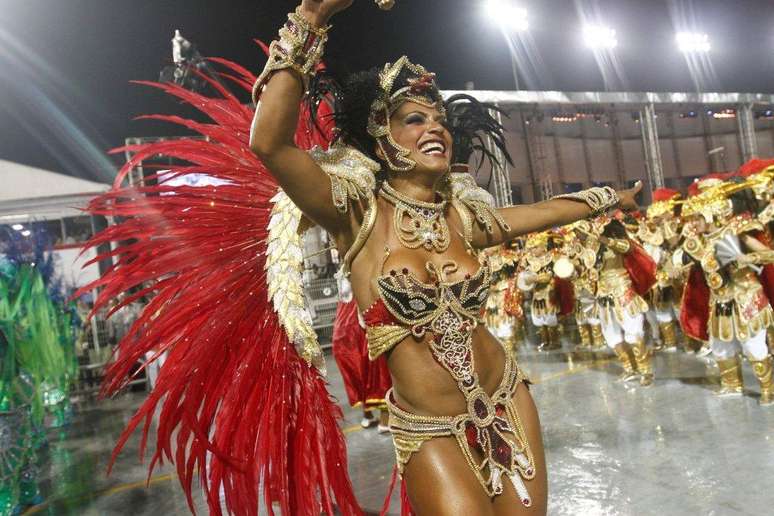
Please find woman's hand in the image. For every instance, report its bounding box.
[617,180,643,212]
[300,0,354,26]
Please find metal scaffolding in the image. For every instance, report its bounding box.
[738,103,758,162]
[484,106,514,207]
[442,90,774,198]
[640,103,665,190]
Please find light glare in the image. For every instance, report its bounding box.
[676,32,710,53]
[12,224,24,231]
[21,230,31,237]
[584,25,618,50]
[485,1,529,31]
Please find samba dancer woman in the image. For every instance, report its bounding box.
[250,1,641,512]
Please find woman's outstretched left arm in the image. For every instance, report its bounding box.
[472,181,643,248]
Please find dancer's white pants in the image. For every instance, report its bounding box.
[710,330,769,361]
[601,312,645,348]
[531,312,558,328]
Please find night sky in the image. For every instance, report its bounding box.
[1,0,773,183]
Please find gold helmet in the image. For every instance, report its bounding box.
[682,177,734,223]
[646,188,682,219]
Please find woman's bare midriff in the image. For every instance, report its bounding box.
[386,326,509,417]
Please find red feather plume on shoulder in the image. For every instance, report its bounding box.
[76,55,361,516]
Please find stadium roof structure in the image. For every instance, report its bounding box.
[0,159,109,221]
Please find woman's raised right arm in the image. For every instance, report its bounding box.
[249,1,353,233]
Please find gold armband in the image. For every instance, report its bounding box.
[553,186,620,217]
[252,7,330,103]
[606,238,631,254]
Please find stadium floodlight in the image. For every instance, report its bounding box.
[484,0,529,31]
[676,32,710,53]
[583,25,618,50]
[20,230,31,237]
[11,224,24,231]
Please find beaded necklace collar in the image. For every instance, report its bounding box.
[379,181,450,253]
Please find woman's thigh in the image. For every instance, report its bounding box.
[402,384,547,516]
[492,383,547,516]
[403,436,494,516]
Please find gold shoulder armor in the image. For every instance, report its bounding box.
[727,214,764,236]
[445,173,511,241]
[309,144,379,214]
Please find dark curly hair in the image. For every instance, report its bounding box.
[308,66,512,175]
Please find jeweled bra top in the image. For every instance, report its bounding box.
[364,257,491,362]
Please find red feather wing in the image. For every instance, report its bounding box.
[77,57,360,516]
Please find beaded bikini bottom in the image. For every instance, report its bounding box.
[386,352,535,507]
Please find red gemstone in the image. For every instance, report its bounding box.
[474,399,489,419]
[490,432,513,466]
[465,424,478,447]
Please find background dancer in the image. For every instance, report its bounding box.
[566,222,605,351]
[592,215,657,386]
[680,178,774,405]
[639,189,683,352]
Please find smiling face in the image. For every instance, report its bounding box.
[383,101,452,177]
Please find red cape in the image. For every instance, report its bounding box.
[554,277,575,316]
[752,231,774,309]
[680,265,710,341]
[624,242,657,297]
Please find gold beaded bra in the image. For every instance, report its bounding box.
[364,257,490,359]
[373,258,495,415]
